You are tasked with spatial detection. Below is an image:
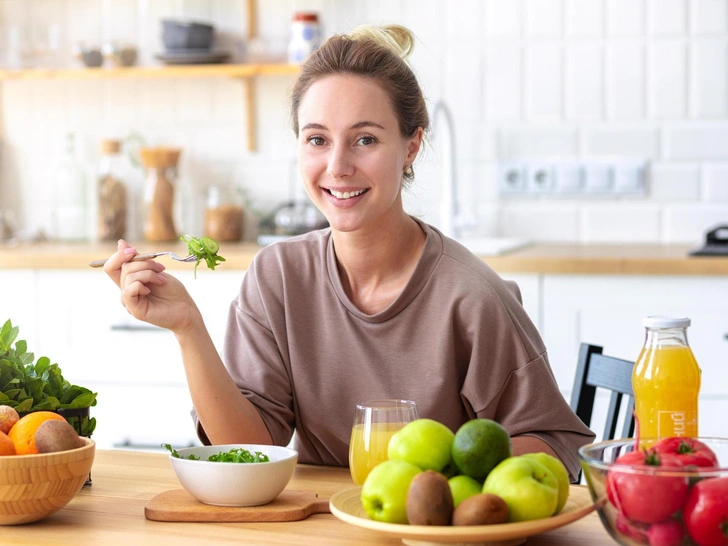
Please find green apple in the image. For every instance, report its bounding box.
[482,456,559,522]
[521,452,570,514]
[448,475,482,508]
[387,418,455,472]
[360,460,422,523]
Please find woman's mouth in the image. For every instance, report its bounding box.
[325,188,369,200]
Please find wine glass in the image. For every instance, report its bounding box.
[349,399,419,485]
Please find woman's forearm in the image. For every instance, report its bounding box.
[511,435,559,459]
[175,315,272,445]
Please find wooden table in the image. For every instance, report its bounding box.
[1,450,616,545]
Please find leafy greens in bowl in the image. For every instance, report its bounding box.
[166,443,298,506]
[0,320,97,436]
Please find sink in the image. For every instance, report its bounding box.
[454,237,531,256]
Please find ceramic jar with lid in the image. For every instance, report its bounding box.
[288,12,321,64]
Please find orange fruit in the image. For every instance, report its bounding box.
[0,431,15,456]
[8,411,66,455]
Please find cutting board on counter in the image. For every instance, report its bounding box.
[145,489,330,522]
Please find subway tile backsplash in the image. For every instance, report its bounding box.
[1,0,727,245]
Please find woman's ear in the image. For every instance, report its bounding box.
[405,127,424,164]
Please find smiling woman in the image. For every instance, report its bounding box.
[99,24,594,484]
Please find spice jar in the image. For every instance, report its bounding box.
[97,139,128,241]
[205,184,244,242]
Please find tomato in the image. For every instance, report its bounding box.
[646,518,685,546]
[683,477,728,546]
[606,449,690,524]
[653,437,719,468]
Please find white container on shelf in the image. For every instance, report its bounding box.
[288,12,321,64]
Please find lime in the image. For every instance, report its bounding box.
[451,419,511,479]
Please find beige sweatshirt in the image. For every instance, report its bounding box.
[195,218,595,480]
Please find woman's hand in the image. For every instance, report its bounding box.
[103,240,200,335]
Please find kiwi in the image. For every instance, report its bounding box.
[406,470,454,526]
[452,493,509,526]
[35,419,85,454]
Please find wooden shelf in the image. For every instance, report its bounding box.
[0,62,299,151]
[0,63,299,81]
[0,2,295,152]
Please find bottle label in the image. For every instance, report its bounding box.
[658,410,686,437]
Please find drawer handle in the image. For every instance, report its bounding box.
[110,324,164,332]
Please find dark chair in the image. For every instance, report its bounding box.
[570,343,636,441]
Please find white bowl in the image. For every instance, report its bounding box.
[169,444,298,507]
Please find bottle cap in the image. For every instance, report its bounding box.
[642,316,691,329]
[293,12,318,22]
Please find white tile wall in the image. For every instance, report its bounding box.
[1,0,727,245]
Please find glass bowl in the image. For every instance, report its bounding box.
[579,437,728,546]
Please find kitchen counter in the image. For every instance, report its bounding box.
[1,240,727,275]
[0,450,613,545]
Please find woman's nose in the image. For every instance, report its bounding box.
[326,144,354,179]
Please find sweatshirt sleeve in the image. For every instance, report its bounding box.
[193,256,295,448]
[475,353,596,482]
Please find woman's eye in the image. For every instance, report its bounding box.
[357,136,376,146]
[307,136,326,146]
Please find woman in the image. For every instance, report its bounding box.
[104,25,594,481]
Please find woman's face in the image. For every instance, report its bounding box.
[297,74,422,234]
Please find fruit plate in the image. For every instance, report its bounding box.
[329,485,595,546]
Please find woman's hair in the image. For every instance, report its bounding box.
[290,24,429,182]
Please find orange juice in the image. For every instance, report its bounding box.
[349,422,406,485]
[633,317,701,448]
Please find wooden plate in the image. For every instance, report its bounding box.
[329,485,596,546]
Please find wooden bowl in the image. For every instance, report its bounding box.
[0,438,95,525]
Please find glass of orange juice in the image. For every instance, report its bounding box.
[349,399,418,485]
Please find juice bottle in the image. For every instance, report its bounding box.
[633,316,701,447]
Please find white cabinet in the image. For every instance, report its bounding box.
[0,270,40,348]
[542,275,728,437]
[33,268,244,450]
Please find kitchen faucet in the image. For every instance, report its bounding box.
[431,100,460,239]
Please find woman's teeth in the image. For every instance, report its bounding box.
[329,189,366,199]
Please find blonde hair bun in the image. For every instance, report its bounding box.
[348,24,415,59]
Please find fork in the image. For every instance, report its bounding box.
[88,251,197,268]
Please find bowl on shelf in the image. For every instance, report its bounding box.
[0,437,96,525]
[168,444,297,507]
[578,437,728,546]
[161,19,215,51]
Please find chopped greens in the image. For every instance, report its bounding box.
[180,235,226,278]
[163,443,270,463]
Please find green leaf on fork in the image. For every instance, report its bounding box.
[180,235,226,278]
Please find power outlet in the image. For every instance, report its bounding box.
[554,163,584,193]
[526,164,554,193]
[614,162,646,194]
[584,163,613,193]
[499,163,527,194]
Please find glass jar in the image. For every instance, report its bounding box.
[53,133,89,242]
[140,147,179,242]
[204,185,244,242]
[97,139,128,241]
[633,316,701,447]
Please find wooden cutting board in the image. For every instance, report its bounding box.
[145,489,331,522]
